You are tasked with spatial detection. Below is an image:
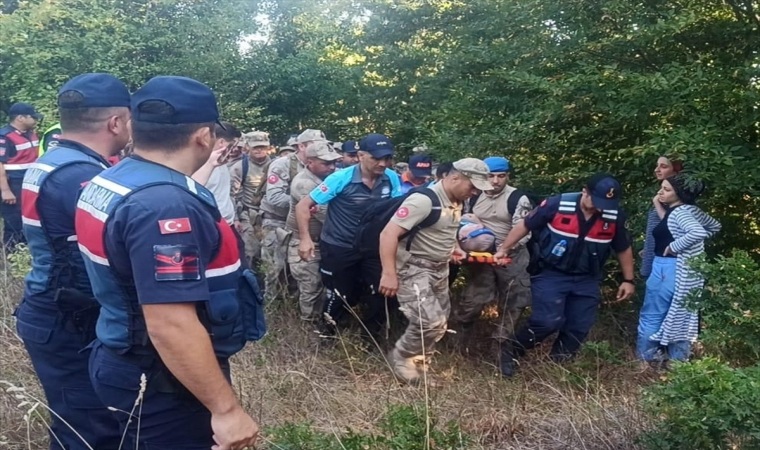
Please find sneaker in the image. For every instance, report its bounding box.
[388,348,421,385]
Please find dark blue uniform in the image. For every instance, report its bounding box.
[510,192,629,361]
[16,141,121,450]
[0,125,39,249]
[76,76,264,449]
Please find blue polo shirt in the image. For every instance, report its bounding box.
[310,165,402,248]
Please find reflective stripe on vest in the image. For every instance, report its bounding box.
[3,130,39,170]
[21,146,108,308]
[75,157,246,355]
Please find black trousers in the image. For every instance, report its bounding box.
[320,241,386,332]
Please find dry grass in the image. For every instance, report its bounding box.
[0,260,655,450]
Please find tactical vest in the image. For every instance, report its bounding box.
[75,158,265,358]
[21,145,107,310]
[3,128,39,171]
[538,192,618,275]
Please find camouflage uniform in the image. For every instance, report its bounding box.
[387,180,463,382]
[285,142,339,320]
[229,134,270,270]
[453,185,534,340]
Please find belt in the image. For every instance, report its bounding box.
[407,255,449,270]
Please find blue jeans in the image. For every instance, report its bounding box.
[636,257,691,361]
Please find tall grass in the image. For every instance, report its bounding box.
[0,246,653,449]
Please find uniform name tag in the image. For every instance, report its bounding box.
[154,245,201,281]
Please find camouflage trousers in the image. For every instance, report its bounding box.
[452,245,532,341]
[287,237,325,321]
[395,256,451,358]
[239,209,263,270]
[261,218,289,301]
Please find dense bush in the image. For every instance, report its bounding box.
[641,358,760,450]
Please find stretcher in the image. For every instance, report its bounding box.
[463,251,511,265]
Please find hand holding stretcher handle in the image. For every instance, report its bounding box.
[465,251,511,265]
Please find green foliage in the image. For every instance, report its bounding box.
[6,244,32,280]
[687,250,760,366]
[641,358,760,450]
[267,403,470,450]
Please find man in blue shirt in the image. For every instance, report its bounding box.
[76,76,259,449]
[0,102,42,250]
[16,73,130,450]
[295,134,402,336]
[494,174,635,377]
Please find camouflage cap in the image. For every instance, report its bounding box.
[241,131,270,147]
[304,140,342,162]
[296,129,327,144]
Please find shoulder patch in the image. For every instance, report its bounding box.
[0,148,5,157]
[319,183,329,193]
[158,218,192,234]
[268,174,279,184]
[154,245,200,281]
[396,207,410,218]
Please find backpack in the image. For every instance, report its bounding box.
[354,186,442,257]
[468,188,540,216]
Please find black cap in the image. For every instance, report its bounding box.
[586,173,622,210]
[9,102,42,120]
[58,73,131,108]
[131,76,223,127]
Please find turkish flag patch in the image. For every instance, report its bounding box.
[158,218,192,235]
[268,174,279,184]
[319,183,329,193]
[154,245,201,281]
[396,207,410,218]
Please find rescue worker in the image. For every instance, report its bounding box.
[378,158,492,384]
[260,128,325,300]
[400,154,433,194]
[285,141,341,321]
[453,157,533,343]
[230,131,271,270]
[193,122,243,265]
[75,76,259,449]
[39,122,62,155]
[0,102,42,250]
[295,133,402,337]
[494,174,635,377]
[15,73,128,450]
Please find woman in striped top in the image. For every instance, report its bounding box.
[641,156,683,278]
[637,174,720,364]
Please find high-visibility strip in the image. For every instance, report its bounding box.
[4,163,34,170]
[559,201,576,207]
[602,214,617,221]
[21,183,41,193]
[76,200,109,223]
[14,141,38,151]
[31,163,55,173]
[91,176,132,196]
[547,224,579,239]
[21,217,41,227]
[585,236,614,244]
[79,243,110,266]
[205,260,241,278]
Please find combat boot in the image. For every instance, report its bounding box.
[388,348,420,385]
[499,344,517,378]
